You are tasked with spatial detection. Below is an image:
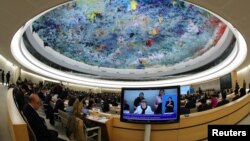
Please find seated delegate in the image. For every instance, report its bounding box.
[134,99,153,114]
[22,94,65,141]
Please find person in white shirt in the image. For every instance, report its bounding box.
[134,99,153,114]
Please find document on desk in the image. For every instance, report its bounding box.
[98,117,109,123]
[87,115,109,123]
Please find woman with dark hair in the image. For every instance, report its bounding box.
[82,99,96,128]
[84,99,95,115]
[165,97,174,113]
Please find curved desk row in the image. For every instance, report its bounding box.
[88,94,250,141]
[7,87,250,141]
[6,88,29,141]
[109,94,250,141]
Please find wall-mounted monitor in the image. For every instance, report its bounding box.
[120,86,180,124]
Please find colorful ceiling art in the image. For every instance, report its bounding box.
[32,0,226,69]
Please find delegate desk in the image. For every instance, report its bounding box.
[109,105,121,114]
[89,93,250,141]
[87,111,113,141]
[7,88,29,141]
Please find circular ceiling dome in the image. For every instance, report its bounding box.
[32,0,226,69]
[26,0,231,79]
[11,0,247,87]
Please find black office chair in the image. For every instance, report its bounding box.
[20,111,37,141]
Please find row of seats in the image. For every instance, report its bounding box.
[44,102,102,141]
[21,105,102,141]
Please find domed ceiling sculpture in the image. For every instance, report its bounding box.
[31,0,227,71]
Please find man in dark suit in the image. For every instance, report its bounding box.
[22,94,63,141]
[216,91,229,107]
[197,98,211,112]
[54,96,66,113]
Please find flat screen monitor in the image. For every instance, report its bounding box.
[120,86,180,124]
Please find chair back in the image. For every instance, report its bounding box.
[20,111,37,141]
[58,109,69,126]
[75,117,86,141]
[66,115,76,138]
[75,117,101,141]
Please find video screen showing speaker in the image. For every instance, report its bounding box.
[120,86,180,124]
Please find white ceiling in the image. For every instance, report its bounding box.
[1,0,249,77]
